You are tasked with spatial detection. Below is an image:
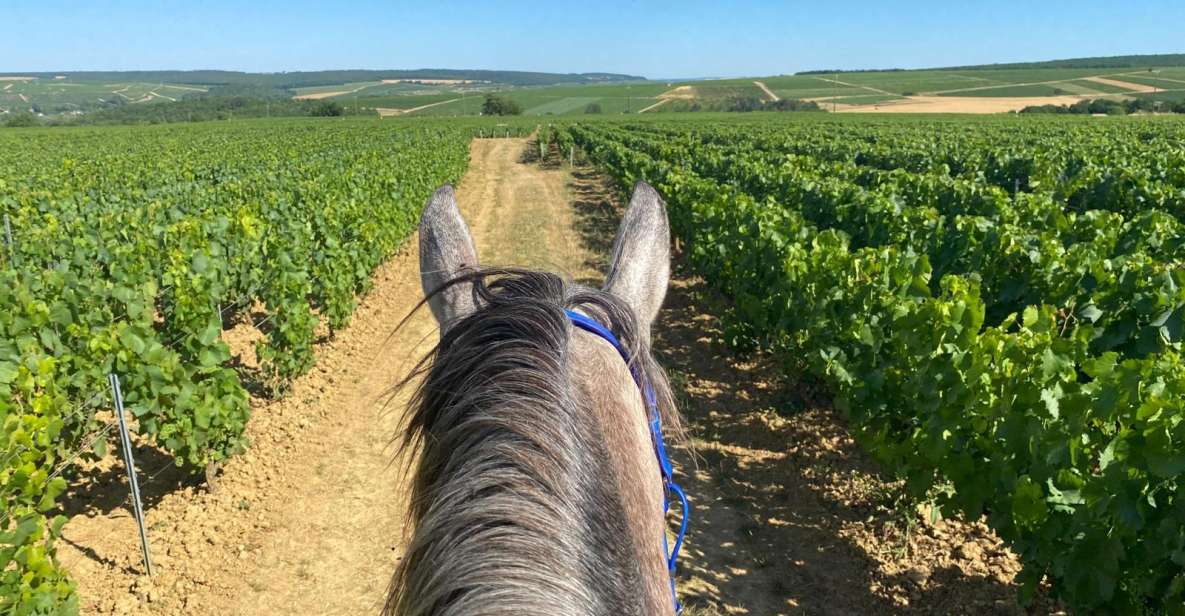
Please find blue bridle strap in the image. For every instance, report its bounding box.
[565,309,687,614]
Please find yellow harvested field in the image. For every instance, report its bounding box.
[659,85,696,99]
[293,90,351,100]
[841,94,1092,114]
[1083,76,1161,93]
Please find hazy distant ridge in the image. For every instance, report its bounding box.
[1,69,646,88]
[797,53,1185,75]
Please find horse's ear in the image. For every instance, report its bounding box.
[420,185,479,328]
[604,181,670,329]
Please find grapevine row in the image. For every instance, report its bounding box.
[563,117,1185,613]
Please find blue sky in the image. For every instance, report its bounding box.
[3,1,1183,78]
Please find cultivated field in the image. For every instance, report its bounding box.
[0,78,207,114]
[278,65,1185,116]
[3,112,1185,615]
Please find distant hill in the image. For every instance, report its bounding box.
[4,69,646,89]
[944,53,1185,71]
[797,53,1185,74]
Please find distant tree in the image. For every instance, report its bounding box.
[1019,104,1071,114]
[310,101,344,117]
[584,102,603,114]
[481,94,522,116]
[724,96,764,112]
[1021,98,1131,115]
[765,99,822,112]
[3,112,38,128]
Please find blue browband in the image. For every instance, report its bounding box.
[565,309,688,614]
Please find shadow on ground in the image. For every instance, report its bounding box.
[58,439,200,521]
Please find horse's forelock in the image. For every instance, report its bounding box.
[386,268,679,616]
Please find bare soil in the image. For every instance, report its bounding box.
[753,81,780,102]
[293,84,370,101]
[639,98,674,113]
[660,85,698,100]
[60,138,1059,615]
[293,90,352,101]
[1082,76,1161,93]
[840,95,1088,114]
[375,98,462,117]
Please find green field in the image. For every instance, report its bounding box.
[0,70,651,119]
[765,66,1185,101]
[350,92,466,110]
[343,63,1185,117]
[1108,73,1185,90]
[830,93,905,105]
[0,77,209,114]
[12,58,1185,122]
[369,83,670,116]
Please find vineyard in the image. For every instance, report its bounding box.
[551,114,1185,613]
[3,111,1185,614]
[0,118,530,613]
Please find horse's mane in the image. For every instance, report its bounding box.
[386,268,681,616]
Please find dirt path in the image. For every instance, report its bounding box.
[59,137,593,616]
[812,76,895,96]
[1081,76,1159,93]
[60,137,1052,615]
[639,98,673,113]
[376,98,462,117]
[922,71,1147,96]
[753,80,780,102]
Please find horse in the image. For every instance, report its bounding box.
[384,182,687,615]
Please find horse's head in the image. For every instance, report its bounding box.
[418,181,669,340]
[390,182,682,615]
